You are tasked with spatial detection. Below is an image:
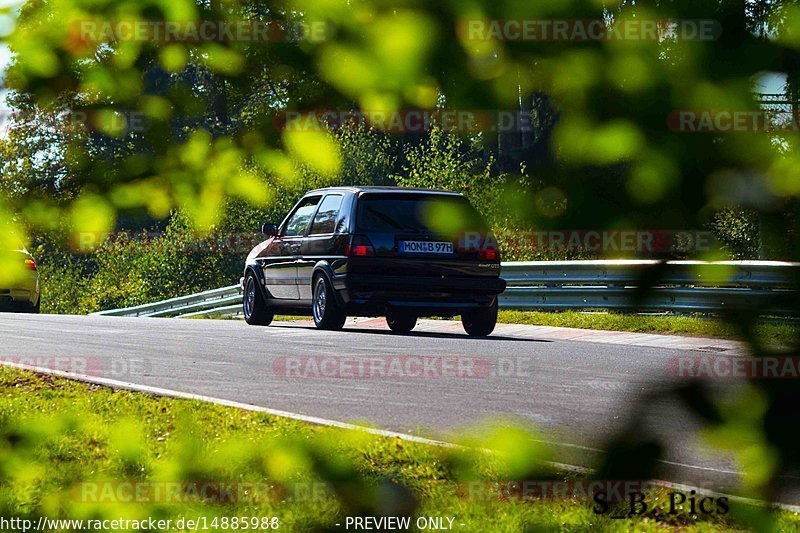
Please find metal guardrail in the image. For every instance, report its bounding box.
[94,285,242,318]
[500,260,798,315]
[93,260,799,318]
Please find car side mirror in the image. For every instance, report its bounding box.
[261,222,278,237]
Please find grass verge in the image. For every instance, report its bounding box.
[0,366,797,531]
[497,310,798,346]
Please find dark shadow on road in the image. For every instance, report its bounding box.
[268,324,552,342]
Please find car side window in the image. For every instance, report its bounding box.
[283,196,321,237]
[308,194,343,235]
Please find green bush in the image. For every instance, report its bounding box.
[707,208,760,260]
[36,214,249,314]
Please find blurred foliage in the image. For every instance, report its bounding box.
[707,207,761,259]
[0,0,799,524]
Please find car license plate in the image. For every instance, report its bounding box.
[399,241,454,254]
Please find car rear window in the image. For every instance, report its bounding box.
[357,194,487,235]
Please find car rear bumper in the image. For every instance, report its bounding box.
[337,273,505,315]
[0,273,40,309]
[0,291,38,310]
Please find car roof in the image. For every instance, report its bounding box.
[305,186,464,197]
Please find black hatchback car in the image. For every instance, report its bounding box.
[241,187,506,335]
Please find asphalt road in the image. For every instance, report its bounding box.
[1,313,797,505]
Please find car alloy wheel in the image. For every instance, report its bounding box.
[243,272,274,326]
[312,274,346,330]
[244,276,256,319]
[313,277,327,323]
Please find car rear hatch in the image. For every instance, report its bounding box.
[348,192,500,279]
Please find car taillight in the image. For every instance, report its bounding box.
[24,258,37,271]
[477,232,500,261]
[345,235,375,257]
[477,248,498,261]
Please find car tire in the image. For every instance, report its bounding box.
[312,274,346,331]
[243,273,274,326]
[386,311,417,333]
[461,299,498,337]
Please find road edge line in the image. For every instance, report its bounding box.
[0,360,456,447]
